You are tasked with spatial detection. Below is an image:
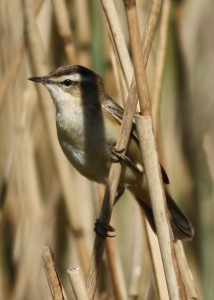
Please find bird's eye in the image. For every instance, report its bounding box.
[62,79,72,87]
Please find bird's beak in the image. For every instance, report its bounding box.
[28,76,47,84]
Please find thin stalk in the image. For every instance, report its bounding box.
[152,0,171,131]
[74,0,91,66]
[51,0,76,63]
[105,238,129,300]
[23,0,90,276]
[67,267,89,300]
[128,209,143,298]
[86,1,162,298]
[174,242,198,299]
[43,247,67,300]
[0,0,44,113]
[101,0,133,86]
[124,0,187,298]
[144,220,169,300]
[96,184,128,300]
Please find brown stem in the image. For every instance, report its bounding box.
[123,0,187,298]
[0,0,44,113]
[43,247,67,300]
[51,0,76,63]
[23,0,90,277]
[86,1,162,298]
[67,267,89,300]
[152,0,171,131]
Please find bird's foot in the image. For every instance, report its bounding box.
[110,146,125,163]
[94,219,116,238]
[110,146,143,175]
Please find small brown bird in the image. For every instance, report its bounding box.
[29,65,194,241]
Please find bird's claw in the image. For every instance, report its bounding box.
[94,219,116,238]
[110,146,125,163]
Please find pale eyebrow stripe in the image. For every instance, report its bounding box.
[51,74,82,83]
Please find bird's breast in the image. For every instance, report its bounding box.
[56,107,85,144]
[56,106,112,182]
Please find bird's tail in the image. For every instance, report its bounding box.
[135,192,194,241]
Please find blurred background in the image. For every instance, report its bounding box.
[0,0,213,299]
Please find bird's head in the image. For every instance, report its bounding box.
[29,65,104,107]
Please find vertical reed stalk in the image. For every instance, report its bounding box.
[86,0,162,298]
[123,0,187,298]
[23,0,90,276]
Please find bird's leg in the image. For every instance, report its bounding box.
[94,219,116,238]
[114,186,125,205]
[94,185,125,237]
[93,147,122,238]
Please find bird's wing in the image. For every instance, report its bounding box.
[102,98,170,184]
[102,98,138,138]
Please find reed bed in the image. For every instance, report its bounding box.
[1,0,214,299]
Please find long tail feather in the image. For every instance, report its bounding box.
[135,192,194,241]
[166,193,194,241]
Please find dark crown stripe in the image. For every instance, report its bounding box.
[48,65,101,81]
